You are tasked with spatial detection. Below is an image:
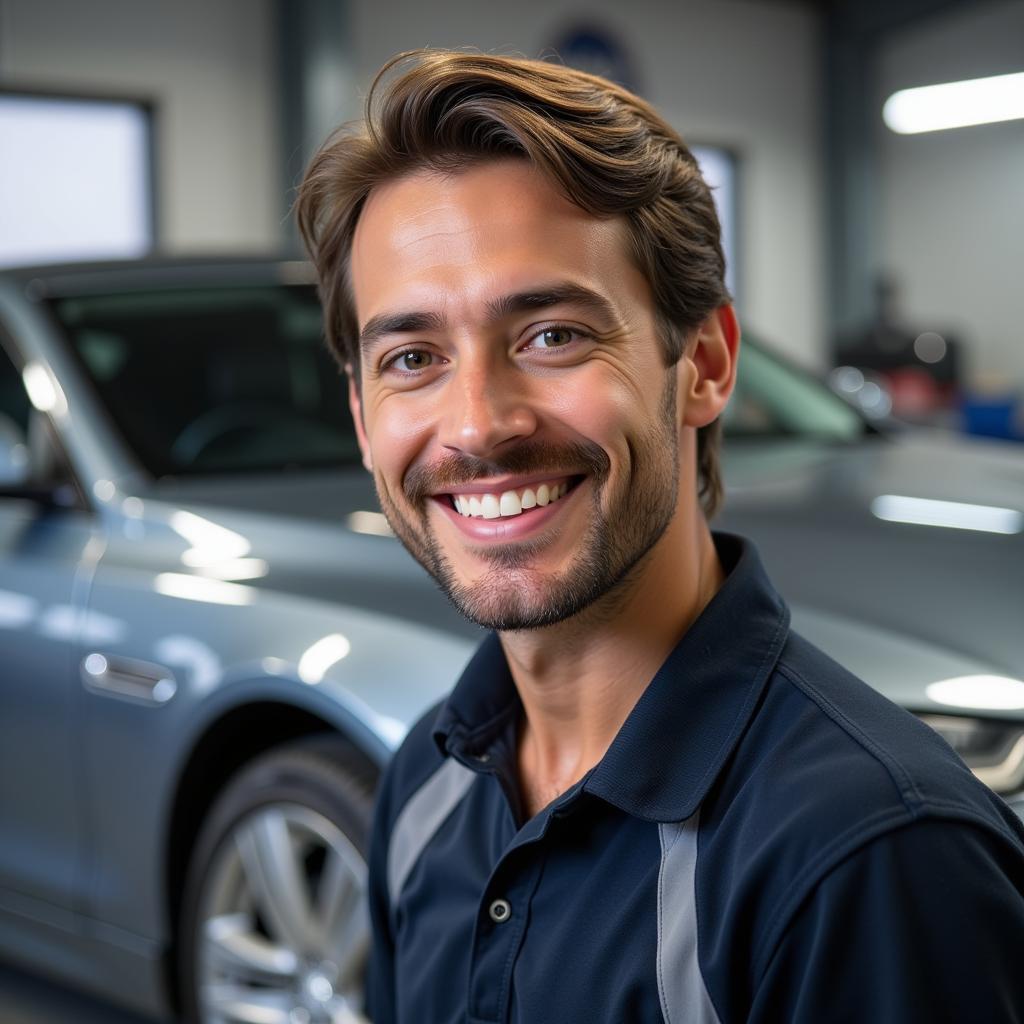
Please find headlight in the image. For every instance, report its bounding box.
[918,714,1024,794]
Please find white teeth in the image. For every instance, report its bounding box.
[451,480,572,519]
[499,491,522,516]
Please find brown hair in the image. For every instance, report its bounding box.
[297,50,730,516]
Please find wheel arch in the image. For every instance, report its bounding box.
[161,695,385,1015]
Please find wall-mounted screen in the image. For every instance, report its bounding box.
[0,91,154,268]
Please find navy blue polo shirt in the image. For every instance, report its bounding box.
[365,534,1024,1023]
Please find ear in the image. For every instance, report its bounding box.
[347,367,374,472]
[680,304,740,429]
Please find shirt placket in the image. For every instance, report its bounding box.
[464,786,586,1024]
[465,844,545,1023]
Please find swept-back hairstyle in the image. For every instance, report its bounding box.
[297,50,731,516]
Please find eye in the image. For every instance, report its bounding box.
[524,327,582,350]
[386,349,434,372]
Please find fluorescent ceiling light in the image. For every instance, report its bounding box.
[884,71,1024,134]
[871,494,1023,535]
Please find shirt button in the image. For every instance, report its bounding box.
[488,898,512,923]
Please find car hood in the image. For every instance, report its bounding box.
[148,468,481,641]
[718,430,1024,712]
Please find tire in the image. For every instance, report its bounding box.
[177,735,376,1024]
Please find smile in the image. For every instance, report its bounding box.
[448,477,576,520]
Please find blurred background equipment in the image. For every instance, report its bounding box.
[835,274,963,425]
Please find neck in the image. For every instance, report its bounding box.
[501,505,725,818]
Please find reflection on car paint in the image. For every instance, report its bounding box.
[0,589,38,628]
[170,509,252,563]
[152,572,258,606]
[39,604,127,644]
[870,493,1024,534]
[152,634,223,691]
[927,675,1024,711]
[298,633,353,684]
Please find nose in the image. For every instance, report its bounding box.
[438,360,538,458]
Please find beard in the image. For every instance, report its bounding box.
[373,372,680,631]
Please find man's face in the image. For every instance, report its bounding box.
[349,159,687,630]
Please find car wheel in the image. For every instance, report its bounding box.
[178,735,376,1024]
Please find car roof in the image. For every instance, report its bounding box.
[0,255,317,298]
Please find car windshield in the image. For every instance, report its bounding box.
[50,283,360,477]
[48,281,866,478]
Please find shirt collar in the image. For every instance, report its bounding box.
[433,533,790,822]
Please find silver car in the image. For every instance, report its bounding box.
[0,258,1021,1023]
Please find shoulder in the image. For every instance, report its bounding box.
[746,814,1024,1022]
[772,631,1020,832]
[695,631,1024,1008]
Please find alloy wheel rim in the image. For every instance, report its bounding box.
[196,802,368,1024]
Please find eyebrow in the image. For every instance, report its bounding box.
[358,282,618,356]
[358,310,446,354]
[484,283,618,324]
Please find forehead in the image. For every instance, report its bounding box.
[349,160,643,323]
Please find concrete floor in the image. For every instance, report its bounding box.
[0,960,166,1024]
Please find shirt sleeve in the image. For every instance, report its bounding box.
[749,817,1024,1023]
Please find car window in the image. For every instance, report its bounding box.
[723,337,867,442]
[49,285,360,477]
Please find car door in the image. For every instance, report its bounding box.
[0,334,97,919]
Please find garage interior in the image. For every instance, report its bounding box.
[0,0,1021,1020]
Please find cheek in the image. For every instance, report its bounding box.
[541,363,661,449]
[365,394,437,479]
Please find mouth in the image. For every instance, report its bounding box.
[441,475,581,520]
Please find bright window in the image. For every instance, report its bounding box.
[691,145,738,300]
[0,91,154,267]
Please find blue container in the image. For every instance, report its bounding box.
[961,393,1022,441]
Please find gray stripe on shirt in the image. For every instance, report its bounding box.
[657,812,722,1024]
[387,757,476,905]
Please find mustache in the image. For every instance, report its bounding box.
[403,440,610,503]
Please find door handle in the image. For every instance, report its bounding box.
[81,652,177,705]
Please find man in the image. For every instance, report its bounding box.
[299,50,1024,1023]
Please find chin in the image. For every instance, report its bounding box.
[435,567,563,631]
